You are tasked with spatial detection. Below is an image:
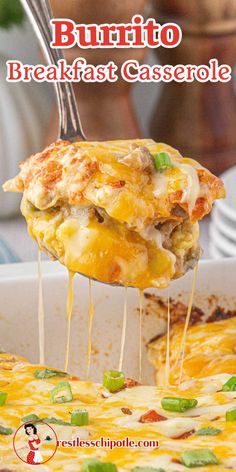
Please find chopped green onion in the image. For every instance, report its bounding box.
[34,369,68,379]
[43,417,71,426]
[103,370,125,392]
[102,464,118,472]
[154,152,172,172]
[161,397,198,413]
[51,381,73,404]
[132,468,165,472]
[82,461,118,472]
[226,407,236,421]
[21,414,40,422]
[0,425,13,435]
[71,409,89,426]
[181,449,219,467]
[0,392,7,406]
[195,427,222,436]
[222,376,236,391]
[82,459,103,472]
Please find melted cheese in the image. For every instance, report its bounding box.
[87,279,94,379]
[64,272,75,372]
[118,288,128,372]
[139,290,143,383]
[177,265,198,384]
[1,353,236,471]
[37,251,45,365]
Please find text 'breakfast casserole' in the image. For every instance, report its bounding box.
[3,139,225,289]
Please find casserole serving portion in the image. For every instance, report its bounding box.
[1,352,236,471]
[3,139,224,289]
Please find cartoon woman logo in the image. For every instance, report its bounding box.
[24,423,43,464]
[13,420,58,465]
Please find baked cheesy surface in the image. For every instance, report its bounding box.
[149,316,236,387]
[3,139,224,289]
[1,352,236,471]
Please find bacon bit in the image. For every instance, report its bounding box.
[172,458,181,465]
[69,376,80,381]
[121,407,132,415]
[110,180,126,188]
[1,365,13,371]
[211,416,220,421]
[172,429,195,439]
[125,378,140,388]
[139,409,167,423]
[191,196,211,221]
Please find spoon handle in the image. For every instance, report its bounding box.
[20,0,86,141]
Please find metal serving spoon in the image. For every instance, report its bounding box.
[20,0,128,287]
[20,0,86,142]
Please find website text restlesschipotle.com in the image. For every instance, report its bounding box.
[57,437,159,450]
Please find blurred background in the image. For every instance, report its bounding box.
[0,0,236,264]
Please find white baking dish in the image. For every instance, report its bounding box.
[0,257,236,385]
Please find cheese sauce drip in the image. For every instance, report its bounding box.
[177,265,198,384]
[164,293,171,387]
[37,250,45,365]
[64,271,75,372]
[139,289,143,383]
[86,279,94,379]
[118,287,128,372]
[177,162,200,213]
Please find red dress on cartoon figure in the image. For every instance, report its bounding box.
[24,423,43,465]
[27,437,42,464]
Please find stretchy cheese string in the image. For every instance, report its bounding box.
[86,279,94,379]
[118,287,128,372]
[178,265,198,384]
[38,250,45,365]
[139,289,143,383]
[64,271,75,372]
[164,292,171,387]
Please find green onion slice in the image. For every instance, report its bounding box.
[71,409,89,427]
[21,414,40,422]
[51,381,73,404]
[102,464,118,472]
[0,392,7,406]
[154,152,172,172]
[181,449,219,467]
[103,370,125,392]
[34,369,68,379]
[195,427,222,436]
[226,407,236,421]
[222,376,236,391]
[82,459,103,472]
[161,397,198,413]
[82,459,118,472]
[0,425,13,435]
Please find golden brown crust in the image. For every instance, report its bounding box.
[3,139,225,222]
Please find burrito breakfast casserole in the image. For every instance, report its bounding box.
[3,139,225,288]
[2,139,232,472]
